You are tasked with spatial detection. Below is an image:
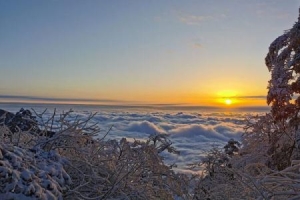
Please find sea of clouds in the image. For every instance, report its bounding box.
[1,103,268,174]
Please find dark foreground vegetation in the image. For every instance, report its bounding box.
[2,8,300,200]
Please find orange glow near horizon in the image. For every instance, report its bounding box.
[203,89,266,107]
[0,88,267,107]
[0,96,267,107]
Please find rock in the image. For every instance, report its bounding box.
[0,108,55,137]
[0,108,38,134]
[0,109,16,125]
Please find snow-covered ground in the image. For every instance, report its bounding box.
[1,103,268,174]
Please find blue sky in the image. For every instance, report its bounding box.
[1,0,299,106]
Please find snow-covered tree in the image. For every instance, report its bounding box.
[256,8,300,167]
[266,9,300,121]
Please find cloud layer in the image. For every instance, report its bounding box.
[2,104,263,174]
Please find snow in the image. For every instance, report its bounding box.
[0,143,71,200]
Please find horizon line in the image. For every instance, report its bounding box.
[0,101,271,110]
[0,94,269,108]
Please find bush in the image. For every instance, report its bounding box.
[0,109,191,199]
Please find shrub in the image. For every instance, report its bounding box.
[0,109,190,199]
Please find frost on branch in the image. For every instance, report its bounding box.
[242,114,295,170]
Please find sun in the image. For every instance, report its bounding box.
[215,90,238,106]
[225,99,232,105]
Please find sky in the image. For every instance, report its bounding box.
[1,0,300,107]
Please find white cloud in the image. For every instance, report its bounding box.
[169,124,227,141]
[125,120,165,135]
[178,14,211,25]
[193,43,202,48]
